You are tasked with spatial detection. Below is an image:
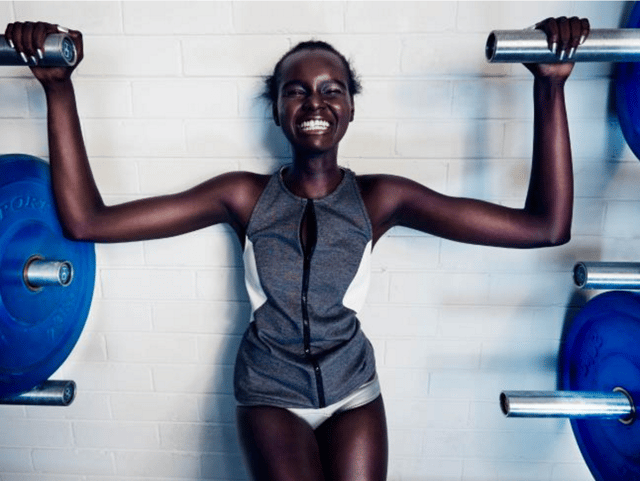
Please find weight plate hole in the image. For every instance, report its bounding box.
[614,387,636,425]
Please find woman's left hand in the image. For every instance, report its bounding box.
[4,21,83,87]
[525,16,590,80]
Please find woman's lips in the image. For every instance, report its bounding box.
[298,119,331,132]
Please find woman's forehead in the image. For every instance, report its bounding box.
[279,49,349,83]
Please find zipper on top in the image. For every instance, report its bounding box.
[300,199,326,407]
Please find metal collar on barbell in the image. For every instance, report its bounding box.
[23,254,74,292]
[613,387,636,425]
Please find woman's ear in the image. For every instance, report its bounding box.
[272,104,280,126]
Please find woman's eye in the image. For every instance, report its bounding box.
[323,86,344,95]
[284,87,305,97]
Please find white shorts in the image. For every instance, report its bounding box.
[286,374,381,430]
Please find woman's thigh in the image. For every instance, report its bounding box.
[236,405,326,481]
[314,395,388,481]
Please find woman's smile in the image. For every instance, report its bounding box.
[298,119,331,133]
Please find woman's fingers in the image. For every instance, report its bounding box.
[536,16,590,61]
[5,21,66,66]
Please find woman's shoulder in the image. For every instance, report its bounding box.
[227,171,272,190]
[204,171,271,230]
[210,170,271,193]
[355,172,423,197]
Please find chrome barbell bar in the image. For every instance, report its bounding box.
[0,380,76,406]
[573,262,640,290]
[500,389,635,424]
[23,256,74,291]
[486,28,640,63]
[0,33,77,66]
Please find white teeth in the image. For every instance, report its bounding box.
[299,120,330,131]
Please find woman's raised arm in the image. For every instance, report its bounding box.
[360,17,590,248]
[5,22,265,243]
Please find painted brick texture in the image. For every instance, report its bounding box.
[0,1,633,480]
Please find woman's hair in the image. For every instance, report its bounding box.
[262,40,362,107]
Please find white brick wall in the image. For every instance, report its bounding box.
[0,1,634,480]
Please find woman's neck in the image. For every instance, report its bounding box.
[283,155,343,199]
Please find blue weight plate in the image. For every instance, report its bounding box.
[0,154,95,398]
[559,290,640,481]
[616,2,640,161]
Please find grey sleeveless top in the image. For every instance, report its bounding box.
[234,166,377,408]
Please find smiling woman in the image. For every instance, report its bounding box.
[3,16,589,481]
[274,48,356,199]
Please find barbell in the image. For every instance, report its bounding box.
[486,4,640,162]
[494,8,640,479]
[0,380,76,406]
[485,28,640,63]
[500,289,640,481]
[0,154,95,405]
[0,33,77,67]
[0,31,82,406]
[574,261,640,290]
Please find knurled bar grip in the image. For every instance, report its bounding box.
[486,29,640,63]
[500,389,635,424]
[0,33,77,66]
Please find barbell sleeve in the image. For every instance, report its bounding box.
[500,389,635,423]
[573,262,640,290]
[23,256,74,290]
[486,29,640,63]
[0,33,77,67]
[0,380,76,406]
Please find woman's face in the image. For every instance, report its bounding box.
[274,49,355,156]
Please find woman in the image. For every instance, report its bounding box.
[5,17,589,481]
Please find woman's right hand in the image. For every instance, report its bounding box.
[524,16,590,81]
[4,21,83,87]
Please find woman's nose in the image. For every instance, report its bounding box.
[303,91,324,110]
